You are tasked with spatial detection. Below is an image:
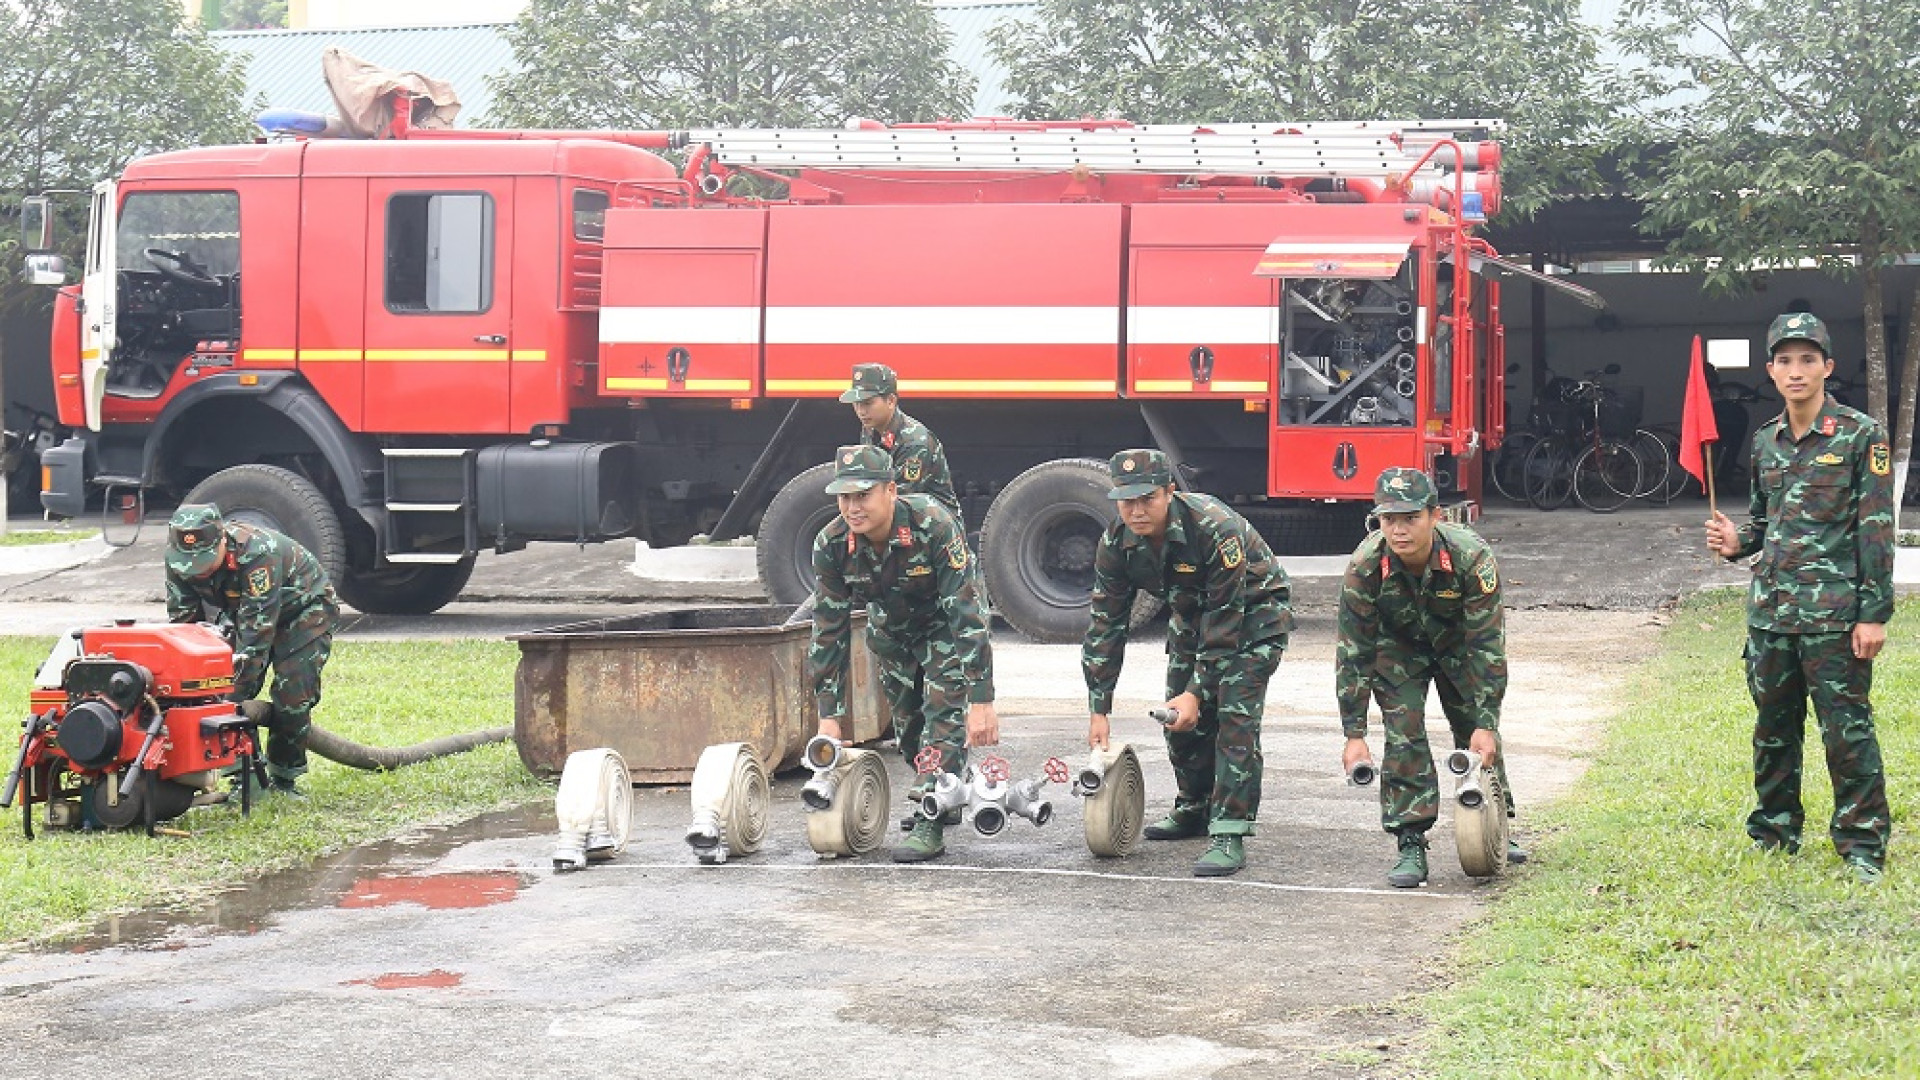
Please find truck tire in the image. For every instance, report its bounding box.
[337,558,476,615]
[756,462,837,606]
[980,458,1119,644]
[185,465,347,587]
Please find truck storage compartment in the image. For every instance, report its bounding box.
[476,441,639,543]
[510,605,889,784]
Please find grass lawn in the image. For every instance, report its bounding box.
[1425,591,1920,1078]
[0,636,548,946]
[0,528,99,546]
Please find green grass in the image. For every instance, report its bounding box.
[0,637,548,946]
[0,528,98,546]
[1425,592,1920,1078]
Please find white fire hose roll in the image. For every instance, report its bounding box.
[804,747,893,857]
[685,742,770,865]
[553,747,633,872]
[1450,751,1508,879]
[1082,744,1146,858]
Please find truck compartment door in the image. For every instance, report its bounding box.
[598,207,766,397]
[79,180,117,432]
[1127,204,1289,397]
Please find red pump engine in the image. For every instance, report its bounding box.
[3,621,261,836]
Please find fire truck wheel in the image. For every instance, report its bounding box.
[756,462,838,607]
[337,558,476,616]
[980,458,1120,644]
[184,465,348,588]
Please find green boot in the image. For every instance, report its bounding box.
[1388,832,1429,888]
[893,815,947,863]
[1143,803,1210,840]
[1193,835,1245,877]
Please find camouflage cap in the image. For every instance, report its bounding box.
[1373,467,1438,514]
[1766,312,1832,357]
[824,444,895,494]
[166,503,226,578]
[839,363,899,403]
[1106,449,1174,499]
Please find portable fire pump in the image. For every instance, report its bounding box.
[2,622,263,837]
[19,90,1602,644]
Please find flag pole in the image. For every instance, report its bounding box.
[1704,441,1717,518]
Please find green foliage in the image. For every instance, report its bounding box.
[0,638,549,946]
[984,0,1622,215]
[1425,592,1920,1077]
[0,529,97,547]
[489,0,977,130]
[209,0,288,29]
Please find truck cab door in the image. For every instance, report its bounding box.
[79,179,117,432]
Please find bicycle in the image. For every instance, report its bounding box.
[1520,373,1642,512]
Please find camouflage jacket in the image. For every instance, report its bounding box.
[808,494,993,719]
[861,409,963,525]
[1082,493,1291,714]
[166,523,337,700]
[1335,523,1506,737]
[1731,398,1895,632]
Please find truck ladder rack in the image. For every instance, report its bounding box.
[682,119,1500,178]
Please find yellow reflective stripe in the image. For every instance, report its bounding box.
[363,350,510,362]
[81,348,100,360]
[764,380,847,392]
[605,377,753,391]
[295,349,357,362]
[765,378,1119,394]
[246,348,296,361]
[1136,380,1269,393]
[511,350,546,362]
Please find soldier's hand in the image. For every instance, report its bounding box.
[1468,727,1499,768]
[965,702,1000,748]
[816,716,845,744]
[1164,692,1201,732]
[1853,622,1887,661]
[1088,713,1110,750]
[1342,737,1373,775]
[1704,511,1739,557]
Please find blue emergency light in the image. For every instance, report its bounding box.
[255,109,330,136]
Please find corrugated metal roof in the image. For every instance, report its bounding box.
[211,22,517,127]
[928,2,1037,117]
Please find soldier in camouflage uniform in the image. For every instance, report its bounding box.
[807,445,999,863]
[841,363,963,525]
[1335,468,1520,888]
[1706,312,1891,885]
[1082,449,1290,877]
[165,504,339,797]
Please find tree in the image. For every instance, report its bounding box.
[207,1,289,30]
[984,0,1619,215]
[489,0,977,130]
[1610,0,1920,510]
[0,0,252,528]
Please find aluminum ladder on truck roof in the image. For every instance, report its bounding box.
[678,118,1503,179]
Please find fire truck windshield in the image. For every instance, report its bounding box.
[115,191,240,278]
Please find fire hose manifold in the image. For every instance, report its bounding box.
[684,742,770,865]
[906,748,1065,839]
[1447,749,1508,879]
[551,747,633,871]
[800,735,893,857]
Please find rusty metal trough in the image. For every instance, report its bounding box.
[511,606,888,784]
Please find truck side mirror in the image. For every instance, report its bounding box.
[23,252,67,286]
[20,195,53,251]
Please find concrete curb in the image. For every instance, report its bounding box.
[0,536,112,578]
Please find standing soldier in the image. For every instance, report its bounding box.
[1705,312,1891,885]
[1336,468,1523,888]
[841,363,963,525]
[808,445,999,863]
[164,504,339,798]
[1082,449,1291,878]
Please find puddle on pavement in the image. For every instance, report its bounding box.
[46,804,552,954]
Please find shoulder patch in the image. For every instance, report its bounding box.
[1871,443,1891,476]
[246,565,272,599]
[902,457,923,482]
[1476,562,1498,595]
[1218,535,1243,569]
[945,536,968,570]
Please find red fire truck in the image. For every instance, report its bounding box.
[22,103,1593,641]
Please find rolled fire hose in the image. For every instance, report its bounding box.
[685,742,770,865]
[1078,744,1146,858]
[804,749,893,857]
[552,747,633,872]
[1447,749,1508,879]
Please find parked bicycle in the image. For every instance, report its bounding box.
[1516,369,1644,512]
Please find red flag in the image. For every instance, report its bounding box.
[1678,334,1719,484]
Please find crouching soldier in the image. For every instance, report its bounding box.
[1083,449,1291,877]
[165,504,339,798]
[807,446,999,863]
[1336,468,1523,888]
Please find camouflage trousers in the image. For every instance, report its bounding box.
[257,600,336,781]
[1164,639,1283,836]
[1373,670,1513,836]
[1743,629,1889,862]
[868,627,971,782]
